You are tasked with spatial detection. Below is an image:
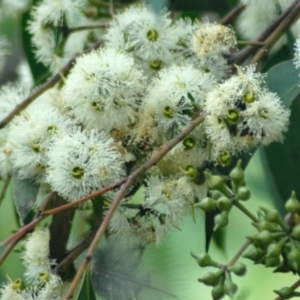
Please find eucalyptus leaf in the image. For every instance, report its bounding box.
[12,172,39,226]
[265,59,300,107]
[262,98,300,214]
[78,271,97,300]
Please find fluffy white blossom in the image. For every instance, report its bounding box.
[144,64,213,137]
[62,47,146,132]
[105,4,176,58]
[27,0,86,70]
[0,84,27,179]
[204,65,290,156]
[294,35,300,68]
[22,227,52,281]
[46,128,124,201]
[192,21,236,58]
[8,92,75,182]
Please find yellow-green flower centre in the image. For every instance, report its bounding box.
[147,28,159,41]
[72,167,84,179]
[164,106,175,118]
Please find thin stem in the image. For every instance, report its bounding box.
[0,216,44,265]
[220,3,245,25]
[66,24,108,34]
[250,1,300,64]
[43,178,127,216]
[63,114,205,300]
[0,39,104,129]
[0,175,11,208]
[237,41,264,46]
[234,201,259,223]
[226,238,253,268]
[0,238,19,267]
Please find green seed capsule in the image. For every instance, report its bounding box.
[291,224,300,241]
[217,196,232,211]
[285,191,300,212]
[198,271,222,287]
[265,256,281,267]
[224,281,238,298]
[274,287,295,299]
[211,283,225,300]
[204,172,232,197]
[229,262,246,276]
[243,247,266,263]
[237,186,251,201]
[229,159,244,191]
[252,230,274,249]
[190,252,220,268]
[195,197,217,212]
[214,211,229,231]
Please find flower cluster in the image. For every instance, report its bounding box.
[0,2,290,248]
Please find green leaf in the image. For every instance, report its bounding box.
[78,271,97,300]
[262,98,300,214]
[265,59,300,107]
[12,172,39,226]
[146,0,168,12]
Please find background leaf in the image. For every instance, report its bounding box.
[12,171,39,226]
[262,97,300,213]
[78,271,97,300]
[265,59,300,107]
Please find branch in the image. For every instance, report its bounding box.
[250,1,300,64]
[63,113,205,300]
[226,238,253,268]
[233,201,259,223]
[220,3,245,26]
[0,39,104,129]
[229,0,299,65]
[0,175,11,208]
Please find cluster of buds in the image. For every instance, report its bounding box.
[195,160,251,231]
[242,192,300,298]
[191,252,246,299]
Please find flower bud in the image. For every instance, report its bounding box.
[274,287,295,299]
[252,220,279,232]
[228,262,246,276]
[195,197,217,212]
[287,245,300,273]
[204,172,231,197]
[210,191,223,200]
[211,282,225,300]
[285,212,300,228]
[190,252,221,268]
[229,159,244,192]
[265,256,281,267]
[243,247,266,263]
[285,191,300,213]
[267,242,283,258]
[224,281,238,298]
[252,230,274,249]
[291,224,300,241]
[237,187,251,201]
[214,211,229,231]
[259,207,287,230]
[217,196,232,211]
[198,271,223,287]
